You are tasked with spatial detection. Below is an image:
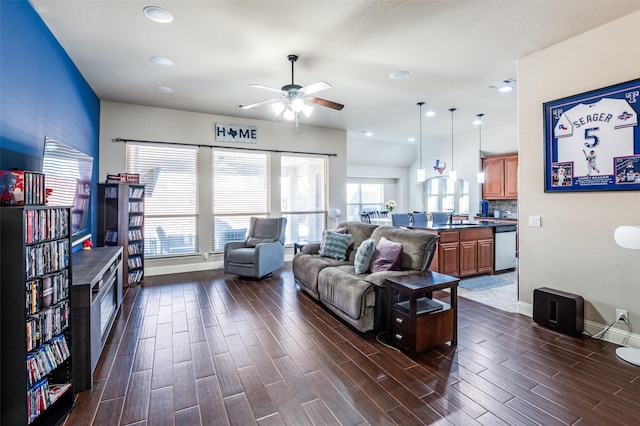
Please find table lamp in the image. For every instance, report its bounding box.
[613,225,640,366]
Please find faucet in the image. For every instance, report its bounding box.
[448,210,455,225]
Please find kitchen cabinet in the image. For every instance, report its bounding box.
[482,154,518,199]
[426,227,494,278]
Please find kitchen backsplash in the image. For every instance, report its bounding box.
[483,199,518,219]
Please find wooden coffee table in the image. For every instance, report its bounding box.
[385,271,459,358]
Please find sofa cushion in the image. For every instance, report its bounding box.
[319,231,351,260]
[318,267,375,320]
[371,237,403,272]
[293,253,349,299]
[337,221,379,262]
[354,238,376,274]
[371,226,439,271]
[319,226,347,252]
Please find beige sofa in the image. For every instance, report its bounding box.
[292,222,439,332]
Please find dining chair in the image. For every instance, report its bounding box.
[411,212,428,227]
[430,212,449,225]
[391,213,411,226]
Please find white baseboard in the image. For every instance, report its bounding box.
[144,253,296,277]
[517,301,640,349]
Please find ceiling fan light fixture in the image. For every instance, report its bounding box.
[272,102,285,116]
[290,97,305,112]
[302,104,314,118]
[283,108,295,121]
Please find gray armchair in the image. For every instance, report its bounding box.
[223,217,287,279]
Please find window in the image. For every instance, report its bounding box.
[347,183,384,221]
[126,143,198,257]
[281,154,327,244]
[424,176,469,214]
[212,150,269,251]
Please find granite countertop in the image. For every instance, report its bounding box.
[410,220,517,231]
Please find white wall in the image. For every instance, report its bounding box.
[518,11,640,345]
[409,123,518,215]
[347,164,409,213]
[99,101,347,275]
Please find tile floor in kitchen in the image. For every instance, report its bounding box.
[457,269,518,313]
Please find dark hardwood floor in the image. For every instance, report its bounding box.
[64,263,640,425]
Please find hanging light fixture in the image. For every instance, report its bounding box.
[449,108,457,182]
[476,113,485,183]
[417,102,426,182]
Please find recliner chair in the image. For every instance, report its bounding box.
[223,217,287,279]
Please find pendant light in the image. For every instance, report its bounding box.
[476,113,485,183]
[417,102,426,182]
[449,108,457,182]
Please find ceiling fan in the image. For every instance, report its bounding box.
[238,54,344,123]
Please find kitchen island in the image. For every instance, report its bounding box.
[409,221,510,278]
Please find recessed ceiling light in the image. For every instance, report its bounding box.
[425,110,435,117]
[150,56,173,67]
[408,137,415,142]
[144,6,173,23]
[488,78,516,93]
[154,86,172,94]
[390,70,409,79]
[362,131,373,137]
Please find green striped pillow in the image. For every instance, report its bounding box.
[318,231,351,260]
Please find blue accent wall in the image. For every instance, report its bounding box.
[0,0,100,238]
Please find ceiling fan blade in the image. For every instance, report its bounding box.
[307,97,344,110]
[237,98,282,109]
[249,84,286,94]
[299,81,332,95]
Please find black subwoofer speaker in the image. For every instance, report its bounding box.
[533,287,584,336]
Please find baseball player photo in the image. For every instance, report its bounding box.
[552,163,573,186]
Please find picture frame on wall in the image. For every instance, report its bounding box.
[543,77,640,192]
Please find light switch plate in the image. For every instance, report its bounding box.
[529,216,541,227]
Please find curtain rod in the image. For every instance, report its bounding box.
[112,137,338,157]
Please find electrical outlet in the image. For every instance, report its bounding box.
[617,309,629,322]
[528,216,541,227]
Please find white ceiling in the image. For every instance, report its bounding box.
[30,1,640,167]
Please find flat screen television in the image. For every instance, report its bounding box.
[41,137,94,247]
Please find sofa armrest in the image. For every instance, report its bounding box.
[300,242,321,255]
[364,270,421,287]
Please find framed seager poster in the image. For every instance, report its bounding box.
[544,78,640,192]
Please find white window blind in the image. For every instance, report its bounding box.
[281,154,327,244]
[212,149,269,251]
[126,143,198,256]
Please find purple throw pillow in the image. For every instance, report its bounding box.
[370,237,403,272]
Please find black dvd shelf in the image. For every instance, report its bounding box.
[97,183,145,286]
[1,206,74,425]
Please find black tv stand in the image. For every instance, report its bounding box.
[71,246,123,391]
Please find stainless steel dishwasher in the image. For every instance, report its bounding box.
[494,224,517,271]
